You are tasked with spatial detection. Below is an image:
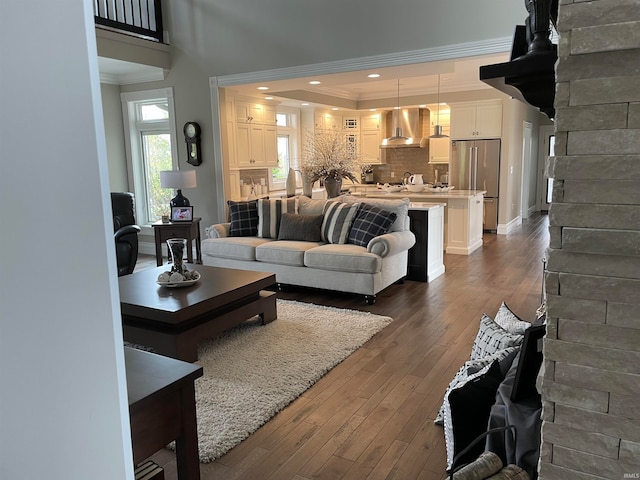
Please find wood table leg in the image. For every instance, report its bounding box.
[175,384,200,480]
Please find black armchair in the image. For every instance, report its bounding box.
[111,192,141,276]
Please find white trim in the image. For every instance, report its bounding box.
[209,77,227,223]
[497,215,522,235]
[446,239,483,255]
[100,68,166,85]
[217,37,513,87]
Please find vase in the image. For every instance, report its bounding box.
[302,175,314,197]
[167,238,187,274]
[286,168,296,197]
[324,176,342,198]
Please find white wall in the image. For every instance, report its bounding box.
[101,83,129,192]
[166,0,527,76]
[0,1,133,479]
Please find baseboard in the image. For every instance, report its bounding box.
[427,264,445,282]
[497,216,523,235]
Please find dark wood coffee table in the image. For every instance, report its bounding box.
[120,265,277,362]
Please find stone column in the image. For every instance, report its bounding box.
[540,0,640,478]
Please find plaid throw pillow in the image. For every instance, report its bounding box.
[227,200,259,236]
[257,198,298,238]
[347,204,397,247]
[321,201,360,244]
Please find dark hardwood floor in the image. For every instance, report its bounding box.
[138,213,549,480]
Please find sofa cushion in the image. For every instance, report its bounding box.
[304,243,381,274]
[278,213,324,242]
[321,201,360,244]
[297,196,327,215]
[227,200,259,237]
[341,196,410,232]
[494,302,531,335]
[257,198,298,239]
[201,236,273,261]
[256,240,323,266]
[347,204,397,247]
[470,314,523,360]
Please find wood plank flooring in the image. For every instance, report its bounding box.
[138,213,549,480]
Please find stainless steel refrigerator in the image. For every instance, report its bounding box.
[450,139,501,232]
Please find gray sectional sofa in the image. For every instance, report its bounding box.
[202,195,416,303]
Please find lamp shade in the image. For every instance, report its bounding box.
[160,170,197,189]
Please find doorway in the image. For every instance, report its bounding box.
[537,125,555,212]
[521,121,533,219]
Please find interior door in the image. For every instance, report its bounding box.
[537,126,555,212]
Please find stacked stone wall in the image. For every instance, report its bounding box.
[540,0,640,478]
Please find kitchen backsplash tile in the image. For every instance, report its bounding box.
[373,148,449,184]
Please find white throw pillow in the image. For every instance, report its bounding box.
[494,302,531,335]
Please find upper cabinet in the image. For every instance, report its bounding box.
[450,100,502,140]
[234,98,278,168]
[428,137,451,164]
[235,100,276,125]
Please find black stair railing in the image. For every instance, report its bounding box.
[94,0,164,43]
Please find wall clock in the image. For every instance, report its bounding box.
[183,121,202,166]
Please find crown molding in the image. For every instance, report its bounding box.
[217,37,512,87]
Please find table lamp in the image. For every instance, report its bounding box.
[160,170,197,207]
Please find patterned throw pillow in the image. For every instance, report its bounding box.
[470,314,524,360]
[257,198,298,238]
[347,204,398,247]
[227,200,259,237]
[494,302,531,335]
[321,201,360,244]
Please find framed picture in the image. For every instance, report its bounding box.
[171,206,193,222]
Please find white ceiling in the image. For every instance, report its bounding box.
[98,52,510,108]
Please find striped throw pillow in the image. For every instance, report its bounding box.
[321,201,360,244]
[257,198,298,238]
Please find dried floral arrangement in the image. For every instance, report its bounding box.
[299,129,360,183]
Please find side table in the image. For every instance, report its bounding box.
[152,217,202,267]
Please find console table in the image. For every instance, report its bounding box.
[125,347,203,480]
[152,218,202,267]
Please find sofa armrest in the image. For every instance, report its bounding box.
[205,223,231,239]
[367,230,416,257]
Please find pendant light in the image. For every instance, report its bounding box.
[431,75,448,139]
[388,79,408,141]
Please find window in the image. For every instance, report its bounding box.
[121,89,179,225]
[546,135,555,204]
[269,108,299,190]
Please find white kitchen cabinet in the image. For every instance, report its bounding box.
[360,112,382,164]
[314,111,339,130]
[361,130,382,164]
[450,101,502,139]
[236,123,278,168]
[428,137,451,164]
[235,100,275,125]
[446,194,484,255]
[342,114,360,131]
[227,170,242,201]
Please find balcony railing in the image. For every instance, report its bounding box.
[94,0,163,43]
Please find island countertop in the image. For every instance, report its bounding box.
[348,189,486,199]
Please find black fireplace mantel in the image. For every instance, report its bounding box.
[480,0,558,119]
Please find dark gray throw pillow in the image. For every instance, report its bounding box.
[277,213,323,242]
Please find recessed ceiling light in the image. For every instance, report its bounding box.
[265,96,273,100]
[332,107,339,111]
[309,80,321,85]
[257,86,269,90]
[369,108,377,111]
[301,103,310,106]
[367,73,380,78]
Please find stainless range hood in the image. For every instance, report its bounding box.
[380,108,425,148]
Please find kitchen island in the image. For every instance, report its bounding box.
[350,189,485,255]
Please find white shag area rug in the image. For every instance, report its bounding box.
[190,299,392,462]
